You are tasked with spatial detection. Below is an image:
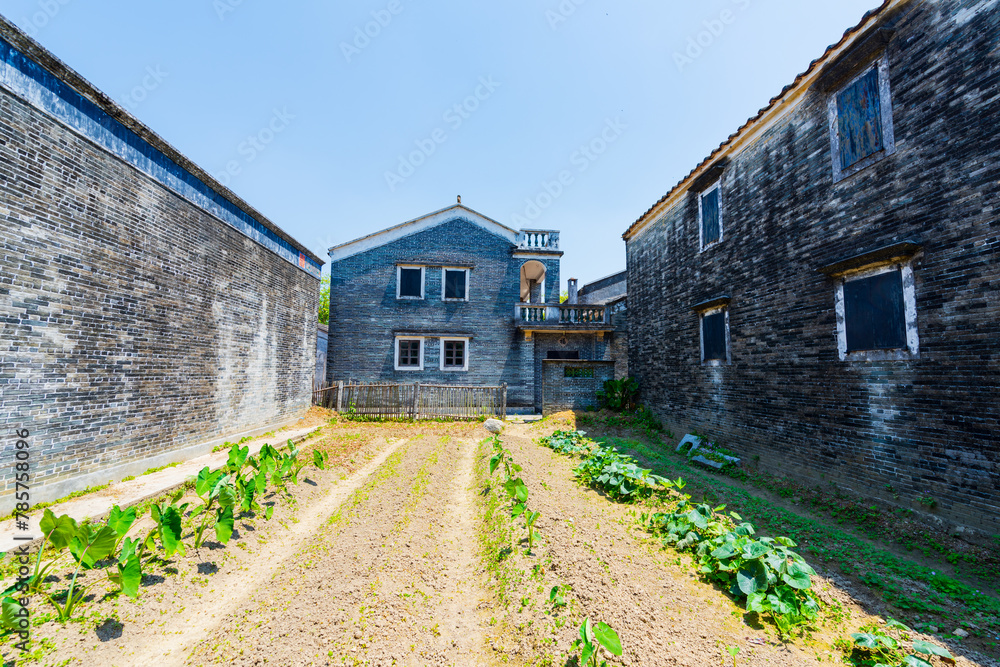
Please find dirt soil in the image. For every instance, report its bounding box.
[2,414,995,667]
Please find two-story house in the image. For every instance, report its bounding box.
[325,201,620,412]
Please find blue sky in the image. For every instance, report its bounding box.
[0,0,879,286]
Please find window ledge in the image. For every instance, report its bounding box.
[691,296,731,313]
[818,240,921,278]
[844,348,918,362]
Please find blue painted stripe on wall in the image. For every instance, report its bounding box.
[0,36,322,278]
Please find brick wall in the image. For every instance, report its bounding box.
[542,361,615,414]
[0,25,319,506]
[625,0,1000,532]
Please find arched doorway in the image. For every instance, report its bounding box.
[520,260,546,303]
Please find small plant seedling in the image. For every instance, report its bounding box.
[549,585,567,609]
[572,617,622,667]
[726,645,739,667]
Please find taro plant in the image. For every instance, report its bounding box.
[488,435,541,553]
[148,491,189,558]
[105,505,143,598]
[572,617,622,667]
[189,467,238,549]
[595,376,639,412]
[549,585,567,609]
[45,521,118,621]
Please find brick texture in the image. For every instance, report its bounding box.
[625,0,1000,532]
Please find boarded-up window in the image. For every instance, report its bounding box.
[444,269,467,300]
[837,68,883,170]
[844,270,906,352]
[397,339,421,367]
[700,186,721,247]
[702,311,727,361]
[399,267,422,298]
[547,351,581,360]
[443,340,466,369]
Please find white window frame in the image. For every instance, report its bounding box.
[441,267,470,302]
[698,181,723,251]
[394,336,424,371]
[699,306,730,366]
[834,261,918,362]
[396,265,425,300]
[827,53,896,183]
[439,337,470,372]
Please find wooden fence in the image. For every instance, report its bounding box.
[313,382,507,420]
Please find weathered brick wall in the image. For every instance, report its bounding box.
[0,32,319,506]
[531,332,609,409]
[626,0,1000,532]
[327,218,536,404]
[578,271,627,305]
[542,361,615,414]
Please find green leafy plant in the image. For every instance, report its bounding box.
[726,645,739,667]
[488,435,541,553]
[572,617,622,667]
[549,585,567,609]
[574,445,669,501]
[841,618,954,666]
[538,430,594,456]
[595,376,639,412]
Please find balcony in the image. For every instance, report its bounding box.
[514,303,614,337]
[516,229,560,253]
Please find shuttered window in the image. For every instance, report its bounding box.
[702,311,727,361]
[700,185,721,247]
[836,67,884,170]
[843,270,906,352]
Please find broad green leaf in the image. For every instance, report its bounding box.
[746,591,767,613]
[117,555,142,599]
[851,632,882,649]
[687,508,709,530]
[902,656,933,667]
[511,503,526,518]
[158,506,186,557]
[775,536,797,548]
[711,544,736,560]
[40,510,78,550]
[781,568,812,590]
[580,642,595,666]
[742,541,772,560]
[886,618,911,631]
[255,471,267,494]
[189,505,206,519]
[70,525,118,568]
[118,537,140,563]
[227,445,249,471]
[580,618,594,644]
[195,467,219,497]
[215,507,235,545]
[313,450,326,470]
[911,640,953,658]
[265,505,274,520]
[107,505,138,538]
[489,454,502,475]
[877,635,899,649]
[736,561,767,596]
[217,484,238,509]
[1,597,26,632]
[593,622,622,656]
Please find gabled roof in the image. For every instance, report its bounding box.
[622,0,901,242]
[328,204,518,262]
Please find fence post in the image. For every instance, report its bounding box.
[336,380,344,412]
[501,383,507,420]
[412,382,421,420]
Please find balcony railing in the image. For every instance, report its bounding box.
[514,303,609,326]
[516,229,560,251]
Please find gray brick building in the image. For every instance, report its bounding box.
[624,0,999,532]
[326,203,620,412]
[0,15,322,505]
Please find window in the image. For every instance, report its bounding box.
[828,55,895,182]
[834,263,918,361]
[397,266,424,299]
[700,308,729,364]
[394,337,423,371]
[442,268,469,301]
[564,367,595,379]
[440,338,469,372]
[699,182,722,250]
[547,351,581,360]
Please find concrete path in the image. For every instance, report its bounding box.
[0,424,321,553]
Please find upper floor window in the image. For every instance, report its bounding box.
[397,265,424,299]
[828,55,895,182]
[442,268,469,301]
[440,337,469,372]
[699,182,722,250]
